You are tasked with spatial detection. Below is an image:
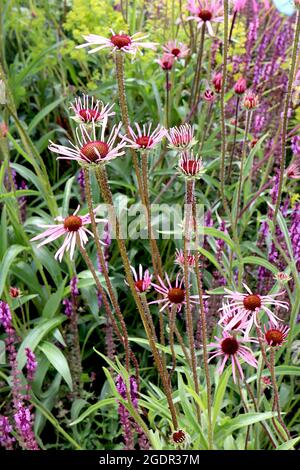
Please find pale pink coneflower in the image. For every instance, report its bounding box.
[242,90,259,110]
[166,124,196,150]
[203,88,216,102]
[186,0,224,36]
[70,94,115,125]
[162,40,189,59]
[178,150,204,179]
[218,301,250,333]
[285,158,300,179]
[128,265,152,293]
[264,323,290,348]
[150,273,200,312]
[76,29,157,56]
[222,283,289,337]
[234,77,247,95]
[175,248,197,270]
[208,332,258,383]
[30,206,107,262]
[120,123,167,150]
[233,0,247,12]
[157,53,175,70]
[212,72,222,94]
[273,272,292,284]
[49,116,126,166]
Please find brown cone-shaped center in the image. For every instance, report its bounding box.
[198,9,212,21]
[171,48,181,57]
[79,108,101,122]
[136,136,153,148]
[221,337,239,355]
[135,280,145,292]
[181,160,199,175]
[64,215,82,232]
[111,34,132,49]
[81,141,109,162]
[168,287,185,304]
[173,429,186,444]
[243,294,261,311]
[265,329,284,346]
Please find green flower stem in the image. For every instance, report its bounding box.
[114,52,145,206]
[190,24,205,110]
[228,96,240,180]
[273,10,300,225]
[235,110,252,229]
[141,152,163,278]
[220,0,230,216]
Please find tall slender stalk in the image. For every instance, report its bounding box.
[183,179,201,423]
[228,96,240,179]
[83,166,132,372]
[96,165,178,429]
[235,110,252,227]
[269,349,291,441]
[190,24,205,109]
[220,0,229,215]
[192,200,213,449]
[273,10,300,224]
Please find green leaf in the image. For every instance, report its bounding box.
[70,398,117,426]
[247,365,300,383]
[215,412,278,441]
[275,436,300,450]
[42,282,66,318]
[203,227,235,250]
[27,97,64,135]
[0,245,29,297]
[38,341,73,391]
[234,255,278,274]
[62,176,75,216]
[0,189,39,200]
[212,367,231,431]
[17,316,65,369]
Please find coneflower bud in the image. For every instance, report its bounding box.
[234,77,247,95]
[203,89,215,102]
[243,90,259,110]
[212,73,222,93]
[158,54,175,71]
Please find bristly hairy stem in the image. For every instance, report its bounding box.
[96,165,178,429]
[190,24,205,110]
[168,305,177,379]
[235,109,252,228]
[273,10,300,225]
[78,241,125,350]
[83,166,132,373]
[192,192,213,448]
[114,51,145,204]
[220,0,230,215]
[141,152,163,278]
[269,348,291,441]
[228,96,240,179]
[184,179,201,424]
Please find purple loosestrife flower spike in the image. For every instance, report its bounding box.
[14,402,39,450]
[0,415,15,450]
[25,348,37,382]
